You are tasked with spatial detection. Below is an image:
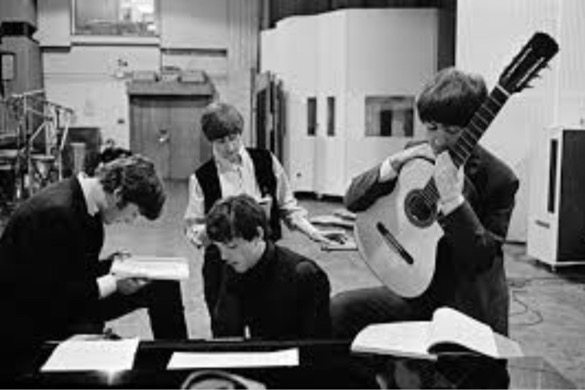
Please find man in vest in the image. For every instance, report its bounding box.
[184,102,344,330]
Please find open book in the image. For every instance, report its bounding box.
[110,256,190,281]
[351,307,523,360]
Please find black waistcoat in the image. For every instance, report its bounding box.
[195,148,281,240]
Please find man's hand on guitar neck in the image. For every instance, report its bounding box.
[434,151,465,215]
[379,143,435,182]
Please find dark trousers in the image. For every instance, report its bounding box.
[202,244,232,336]
[330,286,436,340]
[72,259,188,340]
[202,244,225,316]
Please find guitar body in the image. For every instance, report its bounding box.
[354,157,443,298]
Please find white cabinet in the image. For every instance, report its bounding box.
[527,127,585,267]
[260,9,438,197]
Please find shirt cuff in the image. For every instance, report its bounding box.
[97,274,117,299]
[379,157,399,182]
[185,224,205,248]
[439,194,465,216]
[291,215,320,239]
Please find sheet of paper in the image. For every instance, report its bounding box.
[167,348,299,369]
[41,338,140,372]
[111,256,189,280]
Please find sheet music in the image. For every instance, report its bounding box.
[167,348,300,369]
[110,256,189,280]
[41,338,140,372]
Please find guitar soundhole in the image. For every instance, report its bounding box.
[405,190,437,228]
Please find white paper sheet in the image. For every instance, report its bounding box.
[110,256,189,280]
[41,338,140,372]
[167,348,300,369]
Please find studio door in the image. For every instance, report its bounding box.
[130,96,212,180]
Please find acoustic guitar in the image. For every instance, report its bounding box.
[354,32,559,298]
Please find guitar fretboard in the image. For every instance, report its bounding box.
[421,85,511,206]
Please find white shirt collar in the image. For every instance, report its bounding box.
[77,172,100,216]
[214,145,245,171]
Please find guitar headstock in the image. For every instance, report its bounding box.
[499,32,559,95]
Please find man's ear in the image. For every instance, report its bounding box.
[112,188,124,207]
[256,226,265,241]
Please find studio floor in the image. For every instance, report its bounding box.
[38,180,585,388]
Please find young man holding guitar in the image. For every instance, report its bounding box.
[331,67,520,340]
[332,31,558,386]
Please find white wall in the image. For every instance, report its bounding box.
[43,46,160,145]
[35,0,259,149]
[457,0,583,242]
[160,0,229,49]
[36,0,70,46]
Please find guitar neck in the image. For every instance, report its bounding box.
[423,84,511,204]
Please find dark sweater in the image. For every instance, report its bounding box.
[212,242,332,340]
[0,177,104,349]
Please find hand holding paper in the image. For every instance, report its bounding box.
[111,255,190,281]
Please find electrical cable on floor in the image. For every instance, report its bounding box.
[507,273,585,327]
[509,288,544,327]
[508,275,585,287]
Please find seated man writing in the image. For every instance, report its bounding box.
[205,194,331,340]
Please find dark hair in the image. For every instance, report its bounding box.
[200,102,244,141]
[85,146,133,176]
[206,194,269,243]
[96,154,165,220]
[416,67,488,127]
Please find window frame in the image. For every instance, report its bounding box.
[70,0,161,39]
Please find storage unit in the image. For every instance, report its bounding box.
[527,127,585,267]
[261,9,438,197]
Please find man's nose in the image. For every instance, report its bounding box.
[227,139,239,151]
[219,249,230,261]
[124,212,138,223]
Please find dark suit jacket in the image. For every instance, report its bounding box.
[345,143,519,335]
[212,242,332,340]
[0,177,104,350]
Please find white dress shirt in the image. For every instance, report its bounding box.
[184,146,316,247]
[78,173,117,298]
